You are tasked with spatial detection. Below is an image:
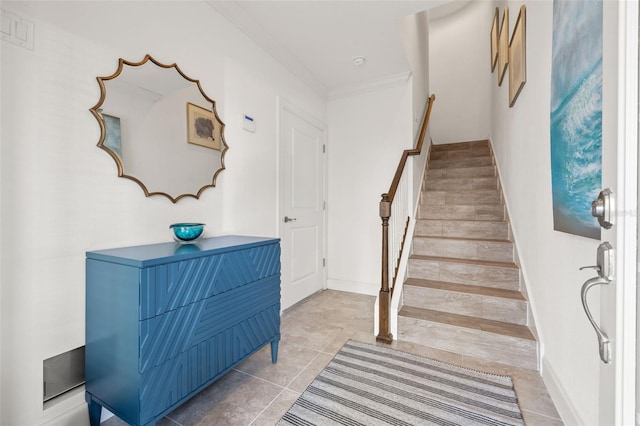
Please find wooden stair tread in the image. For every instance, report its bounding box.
[404,278,525,300]
[423,189,501,195]
[413,235,511,244]
[431,140,490,151]
[410,254,518,269]
[416,218,508,223]
[399,306,535,341]
[429,160,494,169]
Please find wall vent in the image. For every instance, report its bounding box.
[43,346,85,404]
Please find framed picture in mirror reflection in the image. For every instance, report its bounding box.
[102,114,122,157]
[187,102,221,150]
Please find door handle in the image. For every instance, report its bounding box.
[579,241,614,364]
[284,216,297,223]
[580,276,611,364]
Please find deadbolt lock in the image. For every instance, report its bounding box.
[591,188,614,229]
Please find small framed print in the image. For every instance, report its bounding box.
[509,6,526,107]
[498,6,509,86]
[187,102,221,150]
[490,7,499,72]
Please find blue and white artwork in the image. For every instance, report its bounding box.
[550,0,602,240]
[103,114,122,157]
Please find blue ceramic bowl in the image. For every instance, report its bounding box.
[170,223,205,242]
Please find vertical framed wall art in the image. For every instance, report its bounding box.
[490,7,499,72]
[102,114,122,157]
[498,6,509,86]
[550,0,603,239]
[509,6,526,107]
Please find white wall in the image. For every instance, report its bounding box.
[0,2,325,425]
[489,1,619,423]
[327,80,413,295]
[428,1,492,144]
[398,10,430,136]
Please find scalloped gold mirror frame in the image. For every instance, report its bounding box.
[90,54,228,203]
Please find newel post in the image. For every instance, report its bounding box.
[377,193,393,343]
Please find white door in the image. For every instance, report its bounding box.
[593,3,637,424]
[279,100,326,309]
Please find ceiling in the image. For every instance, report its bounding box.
[4,0,471,99]
[207,1,471,97]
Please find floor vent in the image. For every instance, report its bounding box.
[43,346,85,405]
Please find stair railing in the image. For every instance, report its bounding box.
[376,94,435,343]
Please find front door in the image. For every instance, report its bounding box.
[279,100,326,309]
[594,2,637,424]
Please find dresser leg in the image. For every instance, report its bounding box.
[270,340,279,363]
[87,400,101,426]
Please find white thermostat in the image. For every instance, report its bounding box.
[242,114,256,133]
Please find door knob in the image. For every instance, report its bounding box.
[284,216,297,223]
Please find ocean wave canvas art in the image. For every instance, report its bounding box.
[550,0,602,240]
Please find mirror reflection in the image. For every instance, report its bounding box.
[91,55,227,202]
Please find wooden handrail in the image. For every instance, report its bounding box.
[377,94,435,343]
[385,94,436,203]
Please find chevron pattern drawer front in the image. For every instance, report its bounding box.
[139,276,280,373]
[139,305,280,424]
[140,243,281,320]
[86,236,281,426]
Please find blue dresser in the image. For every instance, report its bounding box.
[85,235,281,426]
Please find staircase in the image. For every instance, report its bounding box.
[397,140,538,370]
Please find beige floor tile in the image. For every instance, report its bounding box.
[165,370,283,426]
[287,352,334,393]
[250,389,300,426]
[521,410,565,426]
[511,370,563,419]
[235,341,319,387]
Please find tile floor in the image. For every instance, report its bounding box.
[103,290,563,426]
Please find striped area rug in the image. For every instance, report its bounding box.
[279,340,524,426]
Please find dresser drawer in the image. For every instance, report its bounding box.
[139,275,280,373]
[137,303,280,424]
[139,243,281,320]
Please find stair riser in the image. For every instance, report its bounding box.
[397,316,537,370]
[423,190,502,206]
[413,237,514,263]
[403,286,527,325]
[427,166,496,180]
[419,205,505,221]
[430,147,491,161]
[415,220,509,240]
[408,258,519,291]
[429,157,494,169]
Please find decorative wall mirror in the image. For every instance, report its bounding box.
[90,54,228,203]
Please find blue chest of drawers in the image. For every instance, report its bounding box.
[85,236,281,426]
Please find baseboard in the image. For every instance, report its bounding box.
[541,357,582,425]
[326,278,378,296]
[41,391,88,426]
